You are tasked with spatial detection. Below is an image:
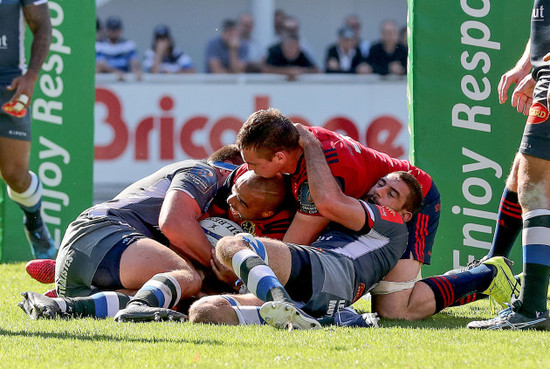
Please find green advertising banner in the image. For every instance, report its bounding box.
[409,1,532,275]
[0,1,95,261]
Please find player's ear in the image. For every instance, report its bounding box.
[261,209,274,219]
[273,151,286,162]
[400,210,412,223]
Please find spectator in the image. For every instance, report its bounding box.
[325,26,372,74]
[238,13,262,63]
[344,14,371,59]
[205,19,249,74]
[273,9,287,39]
[368,20,407,76]
[96,16,142,81]
[143,24,195,74]
[263,33,319,81]
[278,15,317,66]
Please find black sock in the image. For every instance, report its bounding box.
[487,189,522,258]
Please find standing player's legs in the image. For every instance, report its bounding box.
[113,238,201,322]
[0,138,55,259]
[0,85,55,259]
[514,154,550,320]
[469,74,550,330]
[486,158,522,259]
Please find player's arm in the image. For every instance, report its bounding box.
[498,39,532,105]
[283,213,331,245]
[295,124,367,231]
[8,2,52,105]
[159,189,214,267]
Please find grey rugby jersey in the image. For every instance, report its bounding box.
[0,0,44,84]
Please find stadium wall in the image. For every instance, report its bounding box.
[94,74,409,200]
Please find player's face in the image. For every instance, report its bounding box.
[241,149,282,178]
[227,180,269,221]
[365,174,411,214]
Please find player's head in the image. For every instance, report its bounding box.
[236,108,299,178]
[364,171,423,222]
[208,144,244,165]
[105,16,123,42]
[227,170,287,221]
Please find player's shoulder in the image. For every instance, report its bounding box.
[361,200,404,226]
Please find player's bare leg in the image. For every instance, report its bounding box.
[114,238,200,322]
[216,234,320,330]
[0,137,56,258]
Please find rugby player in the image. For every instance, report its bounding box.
[19,148,294,321]
[235,108,442,320]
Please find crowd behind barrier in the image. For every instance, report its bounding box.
[95,10,408,81]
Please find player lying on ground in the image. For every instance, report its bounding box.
[19,147,293,321]
[187,134,518,328]
[191,170,422,330]
[235,108,446,320]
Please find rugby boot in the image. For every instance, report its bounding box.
[25,259,56,284]
[24,221,57,259]
[260,301,321,330]
[18,291,62,320]
[480,256,520,308]
[468,303,549,331]
[114,301,187,323]
[333,307,380,328]
[444,256,488,276]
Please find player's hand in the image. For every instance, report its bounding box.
[498,66,530,104]
[510,73,535,115]
[210,249,238,286]
[295,123,318,148]
[5,71,37,108]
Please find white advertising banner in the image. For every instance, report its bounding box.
[94,77,408,185]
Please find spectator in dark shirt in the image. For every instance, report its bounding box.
[263,34,319,81]
[344,14,371,59]
[368,20,407,76]
[325,27,372,74]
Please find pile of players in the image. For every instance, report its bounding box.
[18,108,525,330]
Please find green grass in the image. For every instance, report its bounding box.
[2,262,550,369]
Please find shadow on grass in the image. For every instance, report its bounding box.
[378,310,479,329]
[0,328,224,345]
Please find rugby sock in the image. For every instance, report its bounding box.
[130,273,182,309]
[448,293,485,307]
[7,171,44,230]
[420,265,495,313]
[517,210,550,317]
[487,188,522,258]
[54,292,131,318]
[222,295,264,325]
[231,248,291,303]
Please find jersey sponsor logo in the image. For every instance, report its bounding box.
[376,205,404,224]
[240,220,256,236]
[351,283,366,303]
[533,4,545,21]
[527,102,549,124]
[297,181,318,214]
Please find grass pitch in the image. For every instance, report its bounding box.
[1,262,549,369]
